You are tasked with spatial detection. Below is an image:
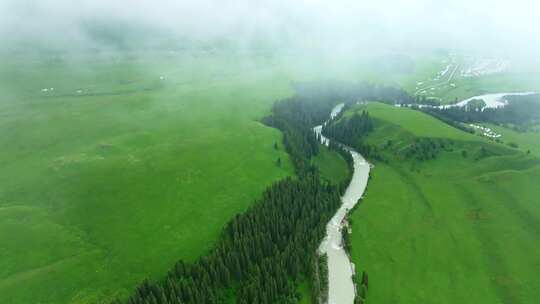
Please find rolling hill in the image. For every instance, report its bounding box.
[346,103,540,304]
[0,52,299,304]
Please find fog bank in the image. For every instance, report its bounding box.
[1,0,539,58]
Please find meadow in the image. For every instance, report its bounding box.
[0,47,419,304]
[483,123,540,157]
[408,53,540,104]
[312,145,350,185]
[0,51,309,304]
[345,103,540,304]
[2,47,537,304]
[435,72,540,104]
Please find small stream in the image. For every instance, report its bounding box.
[314,104,371,304]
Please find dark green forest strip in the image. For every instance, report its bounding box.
[117,175,341,304]
[421,94,540,128]
[115,82,410,304]
[115,84,356,304]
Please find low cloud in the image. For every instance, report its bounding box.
[0,0,539,58]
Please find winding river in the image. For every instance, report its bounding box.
[448,92,536,109]
[314,104,371,304]
[312,91,536,302]
[406,92,537,110]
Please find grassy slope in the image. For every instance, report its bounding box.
[312,145,350,184]
[348,102,481,141]
[407,53,540,104]
[484,123,540,157]
[296,278,312,304]
[0,52,304,304]
[436,72,540,104]
[355,53,447,91]
[348,103,540,304]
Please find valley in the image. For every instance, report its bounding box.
[1,5,540,301]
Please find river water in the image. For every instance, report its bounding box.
[314,104,370,304]
[449,92,536,109]
[404,92,536,110]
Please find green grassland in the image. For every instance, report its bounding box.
[296,278,312,304]
[0,51,310,304]
[345,102,481,141]
[483,123,540,157]
[0,48,411,304]
[435,72,540,104]
[2,46,538,304]
[359,52,448,91]
[346,103,540,304]
[409,53,540,104]
[312,145,350,184]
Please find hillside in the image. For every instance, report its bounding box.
[346,103,540,304]
[312,145,350,184]
[482,124,540,157]
[0,53,298,304]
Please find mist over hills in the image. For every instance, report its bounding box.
[1,0,539,59]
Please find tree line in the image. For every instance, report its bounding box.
[321,110,382,161]
[292,81,414,106]
[311,254,329,304]
[113,83,365,304]
[420,94,540,130]
[113,175,341,304]
[114,80,418,304]
[322,111,374,147]
[261,80,403,174]
[403,138,453,161]
[327,140,354,193]
[417,106,475,134]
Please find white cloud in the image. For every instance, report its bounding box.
[0,0,538,55]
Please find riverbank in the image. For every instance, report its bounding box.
[315,104,371,304]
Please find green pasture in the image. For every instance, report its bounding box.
[312,145,350,184]
[0,52,303,304]
[346,103,540,304]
